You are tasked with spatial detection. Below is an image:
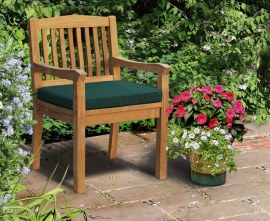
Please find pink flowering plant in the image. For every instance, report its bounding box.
[166,85,246,141]
[166,85,247,174]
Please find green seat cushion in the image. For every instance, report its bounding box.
[38,80,162,110]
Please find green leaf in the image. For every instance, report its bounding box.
[15,29,25,40]
[230,128,238,137]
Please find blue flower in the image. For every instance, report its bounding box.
[22,167,30,175]
[1,79,11,87]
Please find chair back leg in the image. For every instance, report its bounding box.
[108,122,119,159]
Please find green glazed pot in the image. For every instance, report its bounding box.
[189,151,227,186]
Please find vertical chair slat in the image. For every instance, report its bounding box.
[50,29,59,79]
[41,29,50,80]
[108,16,120,80]
[59,28,67,68]
[101,27,109,75]
[84,27,93,76]
[92,27,101,76]
[76,28,84,70]
[68,28,76,69]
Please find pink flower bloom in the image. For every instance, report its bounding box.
[176,106,186,117]
[224,92,234,102]
[202,86,212,95]
[233,100,244,113]
[192,98,198,104]
[226,118,233,123]
[179,90,192,102]
[239,114,245,123]
[204,93,211,102]
[166,106,173,115]
[196,87,203,92]
[172,95,181,105]
[195,113,207,125]
[227,123,233,129]
[213,99,222,108]
[214,85,224,94]
[226,108,236,118]
[209,118,218,128]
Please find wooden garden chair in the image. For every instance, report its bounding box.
[28,15,170,193]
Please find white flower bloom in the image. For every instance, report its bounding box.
[228,134,233,140]
[0,101,3,109]
[194,128,200,134]
[221,30,226,36]
[219,129,226,135]
[228,145,233,149]
[165,146,169,151]
[201,136,208,141]
[226,69,236,75]
[171,130,176,135]
[228,36,236,42]
[185,143,191,148]
[181,155,187,160]
[182,130,188,139]
[212,140,219,146]
[125,29,136,34]
[220,8,224,14]
[173,138,179,144]
[214,127,220,132]
[225,135,231,140]
[239,84,247,90]
[201,131,206,135]
[217,154,223,160]
[126,39,135,45]
[206,132,211,137]
[215,163,220,168]
[189,133,195,139]
[203,45,211,51]
[192,142,200,150]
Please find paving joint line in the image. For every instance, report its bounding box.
[131,131,152,143]
[245,198,270,217]
[88,183,121,205]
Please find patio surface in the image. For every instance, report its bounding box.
[21,121,270,221]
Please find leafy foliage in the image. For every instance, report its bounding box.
[1,0,270,139]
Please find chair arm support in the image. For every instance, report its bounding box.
[32,62,87,82]
[111,56,171,76]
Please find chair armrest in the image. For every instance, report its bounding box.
[111,56,170,76]
[32,62,87,82]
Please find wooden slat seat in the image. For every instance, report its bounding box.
[28,15,171,193]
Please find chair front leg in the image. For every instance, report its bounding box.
[73,119,86,193]
[108,122,119,159]
[156,113,168,180]
[31,102,43,170]
[73,81,86,193]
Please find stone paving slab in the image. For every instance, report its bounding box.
[20,122,270,220]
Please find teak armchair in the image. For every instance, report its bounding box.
[28,15,170,193]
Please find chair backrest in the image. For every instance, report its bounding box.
[28,15,120,87]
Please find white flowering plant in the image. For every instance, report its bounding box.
[167,125,238,175]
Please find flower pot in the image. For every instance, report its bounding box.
[189,151,227,186]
